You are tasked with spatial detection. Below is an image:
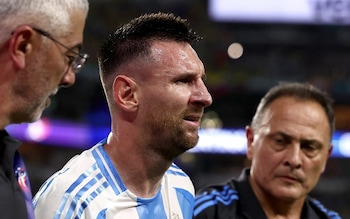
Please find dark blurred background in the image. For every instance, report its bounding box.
[12,0,350,217]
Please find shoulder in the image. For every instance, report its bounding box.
[166,163,193,186]
[194,180,239,219]
[308,197,342,219]
[165,163,195,196]
[33,144,104,216]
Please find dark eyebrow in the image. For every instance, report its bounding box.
[300,139,323,148]
[275,132,292,140]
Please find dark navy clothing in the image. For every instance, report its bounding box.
[0,130,29,219]
[194,168,341,219]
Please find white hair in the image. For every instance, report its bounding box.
[0,0,89,43]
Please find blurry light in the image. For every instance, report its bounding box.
[25,119,50,142]
[5,118,349,157]
[227,42,243,59]
[179,153,196,163]
[338,133,350,157]
[201,111,223,129]
[191,128,247,154]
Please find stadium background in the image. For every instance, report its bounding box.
[11,0,350,217]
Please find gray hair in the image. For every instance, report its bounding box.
[0,0,89,44]
[251,82,335,137]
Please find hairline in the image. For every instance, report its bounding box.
[251,83,335,139]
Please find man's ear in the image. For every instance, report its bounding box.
[327,144,333,158]
[113,75,139,111]
[246,125,254,160]
[321,144,333,173]
[9,26,34,69]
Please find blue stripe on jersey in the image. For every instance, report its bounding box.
[166,169,187,177]
[311,199,342,219]
[193,185,239,216]
[76,181,109,218]
[171,163,179,169]
[167,163,188,177]
[93,145,127,194]
[54,164,99,219]
[170,163,183,171]
[176,188,194,217]
[136,189,167,219]
[96,208,107,219]
[64,173,106,218]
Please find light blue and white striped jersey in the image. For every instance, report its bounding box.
[33,138,195,219]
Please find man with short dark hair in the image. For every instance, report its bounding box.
[194,82,341,219]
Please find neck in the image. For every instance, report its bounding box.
[104,132,172,198]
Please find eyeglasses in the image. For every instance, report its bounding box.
[32,27,89,73]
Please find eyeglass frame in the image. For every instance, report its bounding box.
[32,27,89,73]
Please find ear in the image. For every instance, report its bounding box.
[246,125,254,160]
[321,144,333,173]
[9,26,34,69]
[112,75,139,111]
[327,144,333,158]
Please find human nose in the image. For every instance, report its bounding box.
[191,81,213,108]
[284,145,302,169]
[59,70,76,88]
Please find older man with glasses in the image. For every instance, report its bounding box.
[0,0,89,218]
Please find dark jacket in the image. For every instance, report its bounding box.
[0,130,28,218]
[194,168,341,219]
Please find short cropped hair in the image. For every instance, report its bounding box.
[98,12,202,83]
[251,82,335,137]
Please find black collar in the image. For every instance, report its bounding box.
[235,168,268,219]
